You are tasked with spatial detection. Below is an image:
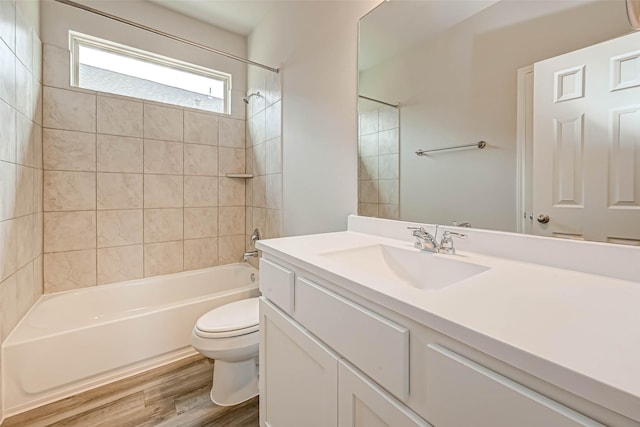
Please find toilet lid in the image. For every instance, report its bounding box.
[196,297,259,334]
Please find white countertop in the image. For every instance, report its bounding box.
[256,230,640,423]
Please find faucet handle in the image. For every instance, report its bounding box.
[443,230,467,239]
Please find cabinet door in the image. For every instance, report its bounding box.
[338,361,431,427]
[260,298,339,427]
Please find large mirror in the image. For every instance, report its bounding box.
[358,0,640,244]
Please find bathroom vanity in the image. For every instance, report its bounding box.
[256,216,640,427]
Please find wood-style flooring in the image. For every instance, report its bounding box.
[3,354,259,427]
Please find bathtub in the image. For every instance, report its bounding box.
[2,263,259,416]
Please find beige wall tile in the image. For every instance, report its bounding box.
[0,100,16,163]
[44,249,96,292]
[245,175,253,205]
[97,134,143,173]
[379,106,399,131]
[144,104,183,142]
[184,143,217,176]
[144,208,183,243]
[248,112,265,147]
[15,164,33,216]
[265,209,282,239]
[44,211,96,253]
[251,175,266,208]
[379,179,399,204]
[97,209,143,248]
[266,174,282,210]
[42,129,95,171]
[265,137,281,175]
[14,60,30,117]
[0,160,16,221]
[43,44,70,89]
[33,255,42,300]
[358,203,379,218]
[184,238,217,271]
[0,218,17,282]
[44,170,95,211]
[144,241,183,277]
[1,273,18,340]
[15,10,32,72]
[359,110,378,135]
[379,128,399,155]
[33,211,42,257]
[33,167,42,213]
[97,96,143,137]
[97,173,143,210]
[379,154,399,180]
[359,156,378,180]
[219,206,245,236]
[184,207,217,239]
[184,176,217,207]
[0,0,14,50]
[97,245,143,285]
[31,123,42,168]
[16,261,33,317]
[251,143,266,176]
[144,174,183,208]
[245,145,254,175]
[43,86,96,132]
[218,147,244,175]
[144,139,183,175]
[265,101,281,141]
[359,133,378,157]
[358,180,378,203]
[0,39,16,107]
[265,72,281,107]
[16,213,33,268]
[379,204,400,220]
[184,110,218,145]
[219,177,245,207]
[15,112,32,166]
[218,235,245,265]
[218,117,245,148]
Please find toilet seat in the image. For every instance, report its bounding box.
[194,297,259,339]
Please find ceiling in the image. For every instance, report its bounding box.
[148,0,279,35]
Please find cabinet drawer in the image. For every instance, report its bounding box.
[259,258,295,314]
[295,277,409,400]
[425,344,604,427]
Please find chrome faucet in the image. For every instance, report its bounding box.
[408,226,467,254]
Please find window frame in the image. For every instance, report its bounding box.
[69,31,232,114]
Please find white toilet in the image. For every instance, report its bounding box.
[191,297,260,406]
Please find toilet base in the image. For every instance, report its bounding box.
[210,357,259,406]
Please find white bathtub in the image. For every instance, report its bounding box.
[2,263,260,416]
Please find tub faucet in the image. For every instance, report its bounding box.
[243,251,259,262]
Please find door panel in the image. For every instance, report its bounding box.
[533,31,640,244]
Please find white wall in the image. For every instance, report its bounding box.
[40,0,248,118]
[248,1,379,236]
[359,0,630,232]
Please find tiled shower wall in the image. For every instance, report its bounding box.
[358,105,400,219]
[0,0,43,340]
[0,0,43,418]
[245,67,282,257]
[41,44,248,292]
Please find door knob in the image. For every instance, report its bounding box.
[537,214,550,224]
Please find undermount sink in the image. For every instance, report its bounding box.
[321,244,490,290]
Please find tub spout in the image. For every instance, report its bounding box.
[243,251,259,262]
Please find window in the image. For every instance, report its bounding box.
[70,31,231,114]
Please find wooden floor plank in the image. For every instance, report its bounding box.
[3,355,259,427]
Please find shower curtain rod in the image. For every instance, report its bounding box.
[54,0,280,74]
[358,95,399,109]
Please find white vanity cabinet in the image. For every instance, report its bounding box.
[258,254,638,427]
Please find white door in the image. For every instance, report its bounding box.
[259,298,339,427]
[338,361,431,427]
[533,31,640,244]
